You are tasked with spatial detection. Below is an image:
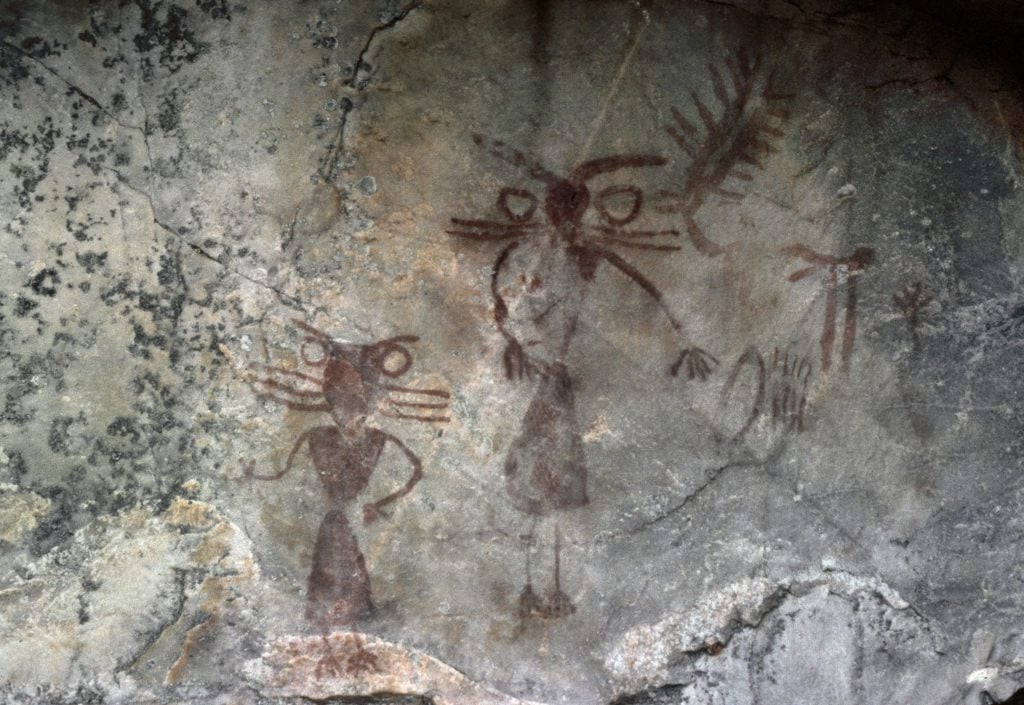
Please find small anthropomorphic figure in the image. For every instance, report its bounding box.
[782,244,875,374]
[449,135,715,619]
[246,319,449,677]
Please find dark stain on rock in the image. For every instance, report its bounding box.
[132,0,206,77]
[74,251,108,274]
[29,485,76,556]
[0,40,30,85]
[305,695,435,704]
[27,268,60,297]
[48,415,78,454]
[19,35,66,59]
[156,92,180,133]
[13,296,38,317]
[4,450,27,482]
[195,0,232,22]
[610,683,689,705]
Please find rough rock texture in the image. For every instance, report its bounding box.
[1,1,1024,703]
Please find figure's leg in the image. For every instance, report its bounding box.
[840,271,859,373]
[543,523,576,618]
[518,517,544,618]
[820,267,839,373]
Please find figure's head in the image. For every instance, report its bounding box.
[293,320,418,427]
[471,133,667,240]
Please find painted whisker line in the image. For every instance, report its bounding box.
[385,398,450,410]
[384,385,451,398]
[446,229,530,241]
[380,409,451,423]
[590,237,682,251]
[256,378,324,397]
[588,226,680,239]
[450,219,542,230]
[254,364,323,385]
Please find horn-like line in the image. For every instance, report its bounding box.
[290,318,333,342]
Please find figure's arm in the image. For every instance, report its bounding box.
[491,241,536,380]
[590,245,718,380]
[591,245,684,335]
[363,431,423,524]
[491,242,517,338]
[245,429,313,481]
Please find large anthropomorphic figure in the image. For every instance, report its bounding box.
[449,135,716,618]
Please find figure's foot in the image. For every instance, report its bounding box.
[345,642,380,675]
[671,347,718,381]
[314,648,345,680]
[542,588,576,619]
[518,584,545,618]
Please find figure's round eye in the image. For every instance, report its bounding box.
[596,185,643,225]
[498,187,538,222]
[300,340,328,366]
[379,345,413,378]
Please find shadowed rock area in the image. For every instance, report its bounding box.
[1,1,1024,703]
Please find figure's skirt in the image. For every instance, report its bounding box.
[306,509,374,629]
[504,363,588,516]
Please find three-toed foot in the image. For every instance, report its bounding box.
[345,642,380,675]
[518,584,545,618]
[314,649,345,680]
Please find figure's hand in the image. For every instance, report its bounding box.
[362,503,387,525]
[671,347,719,381]
[502,339,536,381]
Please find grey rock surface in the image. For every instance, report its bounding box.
[1,1,1023,703]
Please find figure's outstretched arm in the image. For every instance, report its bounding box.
[590,245,718,379]
[591,245,684,334]
[363,431,423,524]
[245,429,313,481]
[251,391,330,413]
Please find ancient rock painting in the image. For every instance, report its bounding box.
[657,47,876,417]
[451,49,879,622]
[448,136,718,618]
[656,49,791,258]
[714,346,812,444]
[246,319,449,675]
[783,244,875,374]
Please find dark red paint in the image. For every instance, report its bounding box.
[246,319,448,675]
